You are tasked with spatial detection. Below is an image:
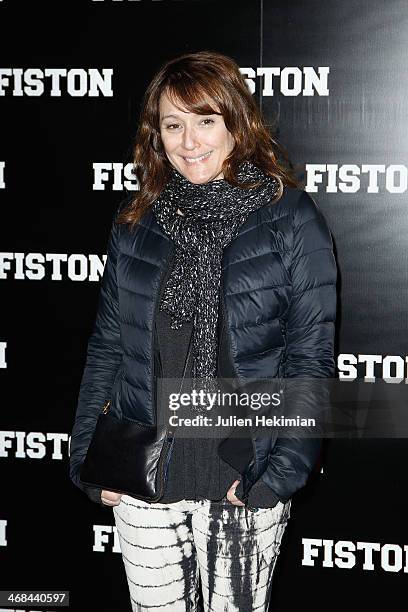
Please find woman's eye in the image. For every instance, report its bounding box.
[164,118,215,130]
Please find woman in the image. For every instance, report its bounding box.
[69,50,337,611]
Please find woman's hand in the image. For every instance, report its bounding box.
[101,490,123,506]
[226,479,246,507]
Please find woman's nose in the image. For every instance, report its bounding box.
[182,126,199,150]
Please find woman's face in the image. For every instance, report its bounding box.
[158,91,235,184]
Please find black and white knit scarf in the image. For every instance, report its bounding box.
[152,160,280,390]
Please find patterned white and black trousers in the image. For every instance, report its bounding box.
[112,494,291,612]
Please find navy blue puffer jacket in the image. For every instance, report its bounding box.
[69,185,337,506]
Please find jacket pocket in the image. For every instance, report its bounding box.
[106,378,123,418]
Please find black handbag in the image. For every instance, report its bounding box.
[79,327,194,502]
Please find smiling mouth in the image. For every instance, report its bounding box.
[182,151,212,164]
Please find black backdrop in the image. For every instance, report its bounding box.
[1,1,408,611]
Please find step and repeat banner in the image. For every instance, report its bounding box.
[1,1,407,610]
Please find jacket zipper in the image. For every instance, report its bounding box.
[278,319,287,378]
[154,312,194,501]
[151,243,176,426]
[153,249,196,500]
[154,318,194,503]
[102,399,111,414]
[145,438,173,502]
[219,274,258,507]
[150,242,176,500]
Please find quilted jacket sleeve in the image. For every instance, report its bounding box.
[260,189,337,502]
[68,200,127,505]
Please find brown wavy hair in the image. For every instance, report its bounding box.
[117,50,300,228]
